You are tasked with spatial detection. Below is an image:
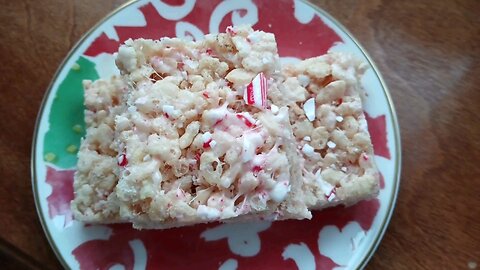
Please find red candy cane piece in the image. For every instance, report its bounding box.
[117,153,128,167]
[203,139,212,149]
[236,114,256,128]
[194,151,201,162]
[244,73,268,109]
[325,187,337,202]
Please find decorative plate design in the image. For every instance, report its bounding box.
[31,0,401,269]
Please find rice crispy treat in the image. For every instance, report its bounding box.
[270,52,380,209]
[72,77,126,222]
[72,26,380,229]
[113,25,311,229]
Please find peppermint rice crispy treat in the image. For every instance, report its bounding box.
[112,25,310,228]
[72,26,380,229]
[271,53,380,209]
[72,77,126,222]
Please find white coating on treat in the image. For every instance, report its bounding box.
[270,181,291,203]
[197,205,221,220]
[297,74,310,87]
[242,131,264,163]
[270,104,279,114]
[301,144,315,157]
[315,170,335,196]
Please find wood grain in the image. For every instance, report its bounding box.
[0,0,478,269]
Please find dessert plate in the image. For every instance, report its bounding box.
[31,0,401,269]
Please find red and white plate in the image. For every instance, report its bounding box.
[32,0,401,269]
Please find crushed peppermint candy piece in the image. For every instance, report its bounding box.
[327,141,336,149]
[117,153,128,167]
[336,116,344,122]
[341,166,348,172]
[327,193,336,202]
[315,170,336,199]
[202,132,212,143]
[270,104,279,114]
[162,105,180,118]
[303,98,315,121]
[236,113,256,128]
[244,73,268,109]
[301,144,315,157]
[303,136,311,141]
[202,140,212,149]
[209,140,217,148]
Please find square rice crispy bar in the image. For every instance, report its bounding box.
[72,26,379,230]
[112,25,310,228]
[72,77,126,222]
[270,52,380,210]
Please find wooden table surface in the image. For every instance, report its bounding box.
[1,0,479,269]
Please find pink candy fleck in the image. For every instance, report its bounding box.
[226,26,237,36]
[336,98,343,106]
[252,165,262,176]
